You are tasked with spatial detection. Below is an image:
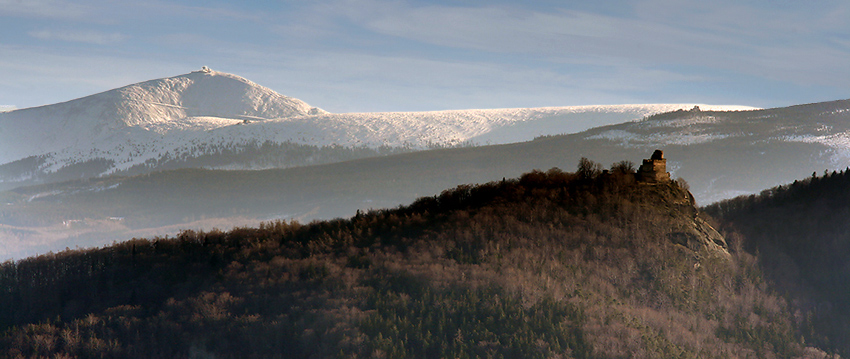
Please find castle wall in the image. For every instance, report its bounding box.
[638,150,670,182]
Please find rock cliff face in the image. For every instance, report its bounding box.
[646,180,729,256]
[671,215,729,256]
[631,150,727,256]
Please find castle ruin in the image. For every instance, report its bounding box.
[638,150,670,183]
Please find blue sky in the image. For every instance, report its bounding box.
[1,0,849,113]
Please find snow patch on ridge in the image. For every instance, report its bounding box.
[587,129,731,147]
[644,115,721,128]
[782,133,850,165]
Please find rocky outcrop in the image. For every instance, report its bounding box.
[669,216,729,256]
[632,149,726,256]
[649,179,729,257]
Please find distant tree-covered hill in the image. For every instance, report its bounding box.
[705,168,850,356]
[0,161,827,358]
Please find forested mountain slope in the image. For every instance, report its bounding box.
[0,162,826,358]
[705,168,850,355]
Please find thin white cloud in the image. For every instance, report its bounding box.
[3,0,850,112]
[131,0,263,22]
[336,1,850,89]
[219,46,705,112]
[0,44,186,108]
[0,0,88,19]
[2,0,260,28]
[364,5,617,53]
[353,2,740,60]
[29,29,126,45]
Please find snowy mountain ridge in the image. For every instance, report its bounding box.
[0,68,755,183]
[0,68,322,163]
[584,102,850,168]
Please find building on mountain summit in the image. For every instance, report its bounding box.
[638,150,671,183]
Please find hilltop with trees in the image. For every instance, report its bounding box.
[0,155,829,358]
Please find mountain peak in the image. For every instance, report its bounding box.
[0,69,326,163]
[105,68,326,127]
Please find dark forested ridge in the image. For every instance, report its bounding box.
[704,168,850,356]
[0,161,829,358]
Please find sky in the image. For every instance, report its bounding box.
[1,0,850,113]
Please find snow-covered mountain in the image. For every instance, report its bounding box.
[0,68,754,187]
[0,68,322,179]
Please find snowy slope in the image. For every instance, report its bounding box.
[583,102,850,162]
[0,68,754,182]
[0,68,322,165]
[572,101,850,202]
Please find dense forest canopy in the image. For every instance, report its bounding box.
[0,159,831,358]
[705,168,850,355]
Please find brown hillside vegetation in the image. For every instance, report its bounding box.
[0,159,826,358]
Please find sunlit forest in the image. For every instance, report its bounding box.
[0,159,830,358]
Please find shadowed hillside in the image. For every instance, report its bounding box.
[0,158,826,358]
[705,168,850,356]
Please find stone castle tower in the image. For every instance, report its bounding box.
[638,149,670,183]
